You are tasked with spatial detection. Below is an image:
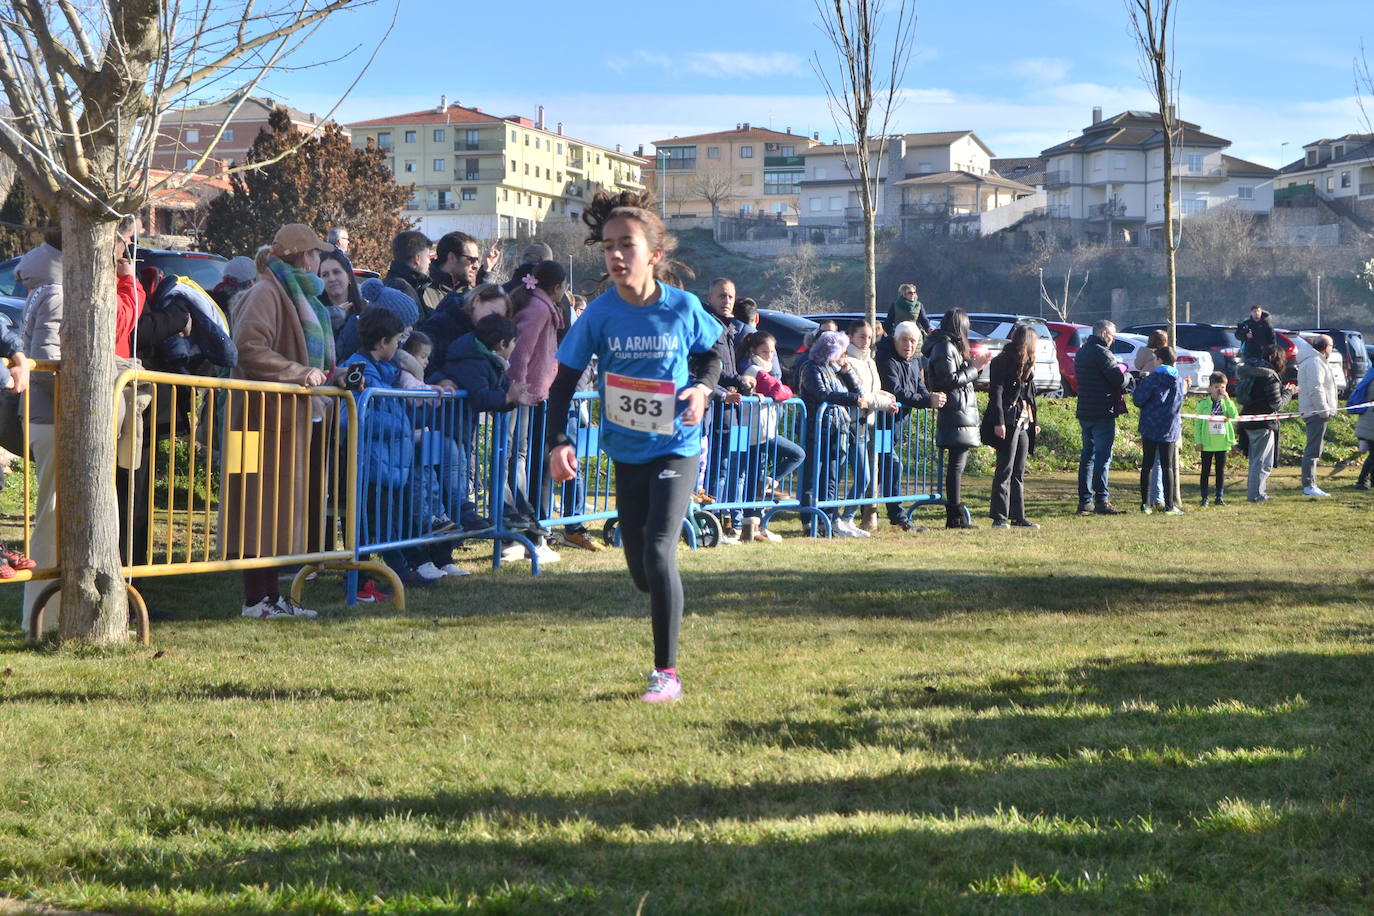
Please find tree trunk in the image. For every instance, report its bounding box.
[863,213,877,326]
[1163,133,1177,347]
[55,202,128,643]
[711,203,720,241]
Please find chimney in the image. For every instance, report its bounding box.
[786,126,792,135]
[813,131,820,141]
[636,145,644,157]
[537,105,545,130]
[1092,106,1102,124]
[616,143,623,153]
[742,122,751,131]
[556,122,564,135]
[736,123,742,130]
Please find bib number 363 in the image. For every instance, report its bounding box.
[604,372,677,435]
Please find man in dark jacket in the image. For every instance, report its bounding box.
[1237,306,1276,361]
[1074,320,1131,514]
[384,231,435,317]
[876,324,945,531]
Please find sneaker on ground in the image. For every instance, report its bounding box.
[1163,506,1185,516]
[439,563,471,577]
[832,518,859,537]
[1140,504,1153,515]
[641,669,682,703]
[275,595,319,618]
[1095,502,1124,515]
[1303,486,1330,498]
[534,542,561,564]
[241,597,290,619]
[500,542,527,562]
[759,528,783,542]
[414,561,446,581]
[356,580,392,603]
[555,530,605,552]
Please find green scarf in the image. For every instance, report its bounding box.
[267,254,335,372]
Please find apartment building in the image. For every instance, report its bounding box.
[797,130,1036,237]
[153,96,339,171]
[347,97,645,239]
[1041,108,1276,245]
[646,124,819,221]
[1274,134,1374,205]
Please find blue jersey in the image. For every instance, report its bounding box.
[555,283,720,463]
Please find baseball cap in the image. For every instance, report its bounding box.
[521,241,553,263]
[273,223,334,257]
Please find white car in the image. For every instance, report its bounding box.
[965,314,1064,395]
[1110,333,1215,393]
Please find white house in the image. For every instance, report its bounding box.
[1273,134,1374,205]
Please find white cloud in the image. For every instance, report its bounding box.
[606,50,805,79]
[1011,57,1071,84]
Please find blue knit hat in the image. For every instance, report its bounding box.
[359,277,420,328]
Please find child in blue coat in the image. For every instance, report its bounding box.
[1132,346,1188,515]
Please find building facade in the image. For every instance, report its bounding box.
[348,98,644,239]
[153,96,339,171]
[1274,134,1374,205]
[645,124,818,222]
[1041,108,1276,245]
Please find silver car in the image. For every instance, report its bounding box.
[966,314,1064,395]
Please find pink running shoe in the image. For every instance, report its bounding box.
[641,669,682,704]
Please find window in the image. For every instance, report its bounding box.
[1237,185,1254,200]
[764,169,803,195]
[511,129,517,141]
[433,158,445,171]
[185,129,199,143]
[771,202,787,214]
[740,203,753,214]
[184,157,196,170]
[433,129,445,143]
[1306,150,1317,166]
[739,173,753,186]
[1112,154,1126,170]
[510,159,516,173]
[524,163,529,175]
[525,134,530,146]
[465,158,480,180]
[1186,153,1203,172]
[404,160,417,173]
[1341,171,1351,188]
[535,166,541,178]
[829,196,842,210]
[222,129,234,142]
[707,146,720,159]
[657,145,697,170]
[740,145,754,158]
[377,132,392,149]
[556,142,563,155]
[466,129,480,148]
[462,187,477,201]
[404,130,417,143]
[437,190,452,209]
[917,161,932,173]
[556,171,562,182]
[1092,154,1103,172]
[815,166,827,180]
[502,189,509,201]
[780,146,795,156]
[535,138,541,150]
[809,198,822,212]
[1326,176,1334,193]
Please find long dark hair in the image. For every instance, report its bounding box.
[510,259,566,314]
[319,250,363,318]
[941,308,970,359]
[1263,343,1287,375]
[582,189,693,287]
[737,330,775,368]
[1005,324,1035,383]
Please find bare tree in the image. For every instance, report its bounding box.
[813,0,916,326]
[771,243,839,314]
[689,167,736,239]
[0,0,369,643]
[1026,235,1106,322]
[1177,204,1259,283]
[1126,0,1181,346]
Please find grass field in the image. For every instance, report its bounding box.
[1,464,1373,914]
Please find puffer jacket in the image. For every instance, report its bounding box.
[923,329,980,449]
[799,360,862,431]
[1237,357,1290,433]
[1075,334,1131,421]
[1237,311,1276,360]
[980,348,1038,452]
[874,335,933,420]
[1296,345,1339,418]
[342,352,413,489]
[1132,364,1187,442]
[17,244,63,424]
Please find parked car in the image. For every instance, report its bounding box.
[965,313,1062,395]
[927,315,1004,390]
[0,256,25,299]
[1110,333,1215,393]
[801,311,868,332]
[1298,328,1368,389]
[1124,322,1242,386]
[1295,331,1351,396]
[756,308,818,375]
[135,249,228,291]
[1045,321,1092,395]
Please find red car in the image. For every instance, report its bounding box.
[1045,321,1093,395]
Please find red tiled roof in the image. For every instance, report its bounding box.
[651,125,815,145]
[347,104,502,128]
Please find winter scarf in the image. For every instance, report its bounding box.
[267,254,335,372]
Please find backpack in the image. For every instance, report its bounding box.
[1234,374,1257,406]
[1349,365,1374,415]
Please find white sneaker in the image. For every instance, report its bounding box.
[760,528,783,542]
[242,597,290,619]
[414,561,446,580]
[440,563,470,577]
[534,542,561,564]
[274,596,318,618]
[1303,485,1330,498]
[500,542,527,562]
[831,519,858,537]
[843,518,872,538]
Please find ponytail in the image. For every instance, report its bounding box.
[582,189,693,288]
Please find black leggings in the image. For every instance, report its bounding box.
[1200,449,1227,498]
[614,453,698,669]
[1141,439,1177,509]
[944,446,970,522]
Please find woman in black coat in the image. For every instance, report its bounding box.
[981,324,1040,528]
[923,308,992,527]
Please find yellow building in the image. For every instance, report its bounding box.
[347,97,644,239]
[644,124,819,223]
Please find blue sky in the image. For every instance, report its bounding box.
[263,0,1372,168]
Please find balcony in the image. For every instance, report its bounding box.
[1088,200,1129,221]
[454,138,504,153]
[1361,182,1374,197]
[566,157,585,171]
[1179,165,1227,182]
[460,168,504,182]
[764,155,805,167]
[1045,170,1071,189]
[844,206,865,220]
[900,202,947,216]
[1046,204,1070,219]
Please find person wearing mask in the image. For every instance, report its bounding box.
[924,308,991,529]
[1074,320,1131,515]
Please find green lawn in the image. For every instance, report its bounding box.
[2,467,1373,914]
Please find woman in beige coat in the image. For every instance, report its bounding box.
[839,319,898,534]
[227,224,337,619]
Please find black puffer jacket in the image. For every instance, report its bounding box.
[1237,311,1276,360]
[1237,357,1290,433]
[1074,334,1130,421]
[923,329,980,448]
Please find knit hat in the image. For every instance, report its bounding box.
[359,277,420,329]
[810,331,849,364]
[521,241,553,263]
[223,256,256,284]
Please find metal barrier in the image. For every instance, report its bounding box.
[0,359,60,587]
[696,396,815,535]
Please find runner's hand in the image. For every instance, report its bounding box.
[679,384,709,425]
[549,443,577,482]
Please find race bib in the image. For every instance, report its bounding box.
[605,372,676,435]
[1208,420,1227,436]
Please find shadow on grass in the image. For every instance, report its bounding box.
[0,681,408,705]
[52,651,1372,912]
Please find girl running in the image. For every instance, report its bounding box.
[546,191,723,703]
